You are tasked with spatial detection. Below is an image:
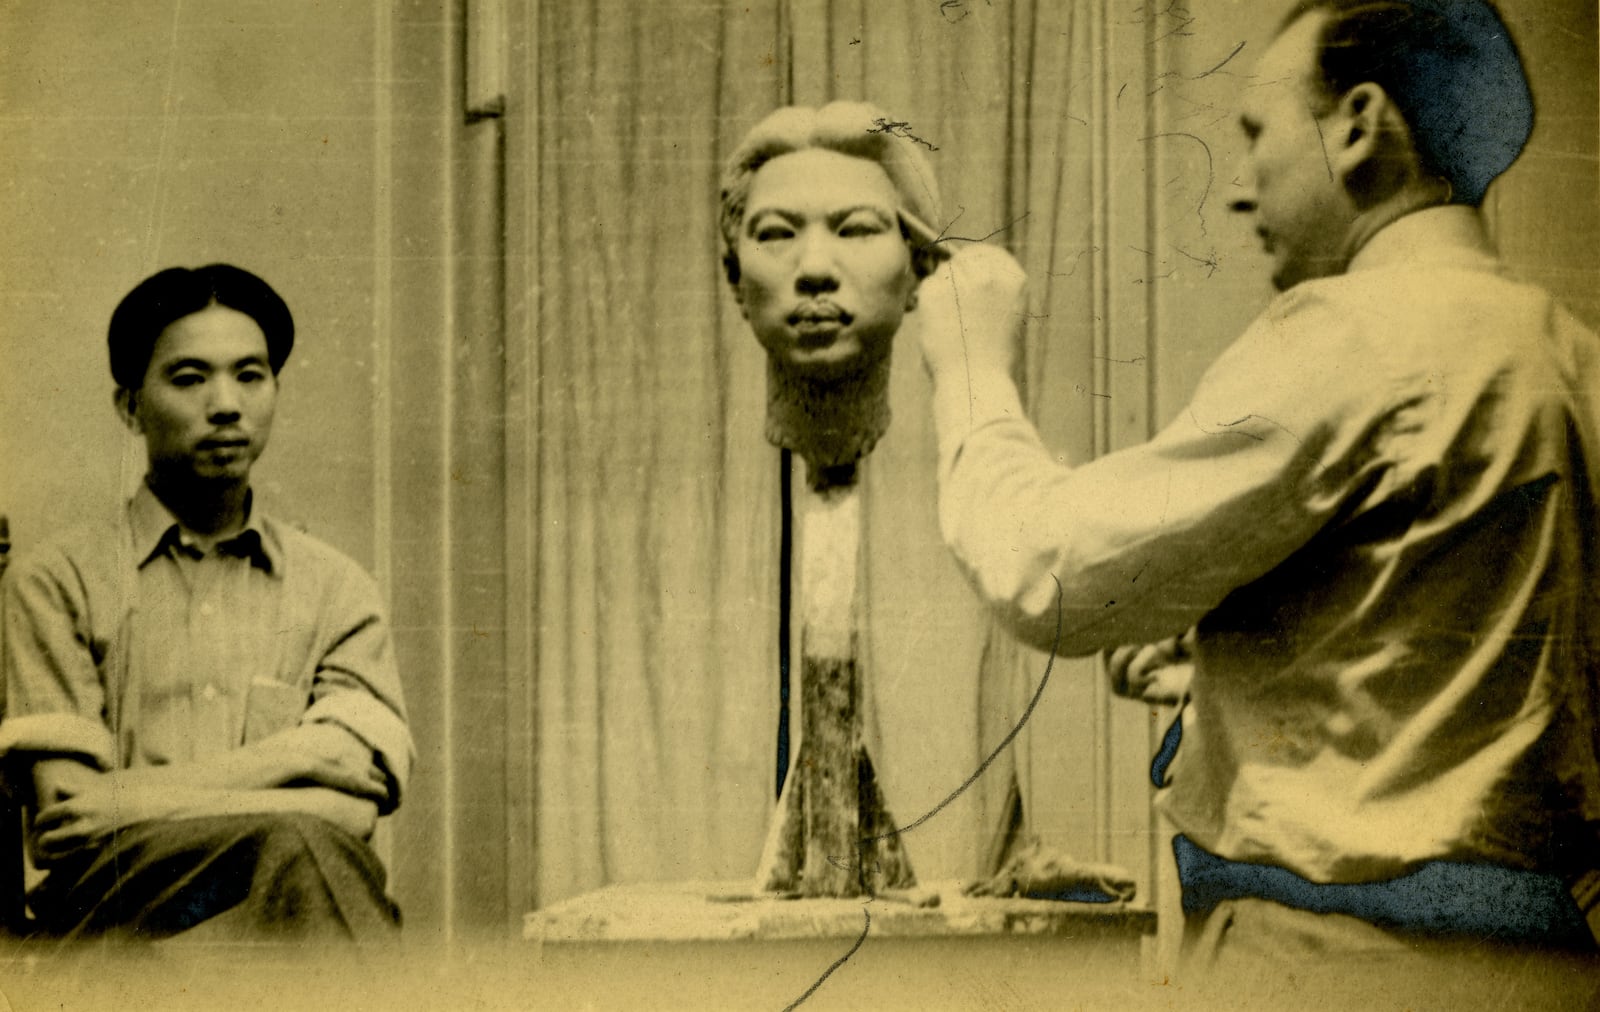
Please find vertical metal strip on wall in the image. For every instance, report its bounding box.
[368,0,399,880]
[372,2,396,614]
[503,0,541,924]
[450,0,513,938]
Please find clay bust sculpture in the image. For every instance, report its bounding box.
[720,101,946,484]
[719,102,947,898]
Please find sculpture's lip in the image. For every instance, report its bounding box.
[791,321,844,347]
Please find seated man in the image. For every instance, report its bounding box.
[0,264,412,943]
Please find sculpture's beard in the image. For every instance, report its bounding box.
[763,353,891,487]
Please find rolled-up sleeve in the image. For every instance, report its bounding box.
[0,551,117,769]
[301,561,414,812]
[933,289,1400,656]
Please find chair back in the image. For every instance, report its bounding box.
[0,514,34,934]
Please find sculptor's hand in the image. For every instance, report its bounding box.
[1105,631,1194,706]
[916,243,1028,383]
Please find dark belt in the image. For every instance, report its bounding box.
[1155,708,1593,949]
[1173,833,1595,950]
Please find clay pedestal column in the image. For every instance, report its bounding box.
[753,358,915,898]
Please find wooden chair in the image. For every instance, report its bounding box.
[0,514,35,935]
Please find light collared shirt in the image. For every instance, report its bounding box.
[934,206,1600,882]
[0,483,412,809]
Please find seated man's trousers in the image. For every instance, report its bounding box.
[30,812,400,945]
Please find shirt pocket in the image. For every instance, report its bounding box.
[243,677,308,743]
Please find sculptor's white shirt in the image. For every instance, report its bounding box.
[933,206,1600,883]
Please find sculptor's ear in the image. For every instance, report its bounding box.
[113,387,142,434]
[1333,82,1396,185]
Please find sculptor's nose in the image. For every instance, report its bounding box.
[1227,158,1257,215]
[794,230,840,295]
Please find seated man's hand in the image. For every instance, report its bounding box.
[965,837,1136,903]
[31,780,204,866]
[917,242,1028,383]
[278,722,390,803]
[30,756,101,808]
[1105,631,1193,706]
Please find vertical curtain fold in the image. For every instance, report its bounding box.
[534,0,785,905]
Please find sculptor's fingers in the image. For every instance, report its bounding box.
[1135,661,1193,706]
[917,243,1028,379]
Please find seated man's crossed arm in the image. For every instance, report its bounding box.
[0,527,412,872]
[29,723,385,866]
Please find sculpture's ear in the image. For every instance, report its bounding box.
[114,387,142,434]
[723,251,745,314]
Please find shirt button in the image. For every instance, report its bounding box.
[199,602,216,618]
[200,684,219,702]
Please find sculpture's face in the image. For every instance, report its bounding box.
[736,148,918,377]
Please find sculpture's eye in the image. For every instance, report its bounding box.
[750,216,795,243]
[837,213,887,239]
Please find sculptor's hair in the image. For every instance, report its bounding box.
[719,101,944,287]
[108,264,295,389]
[1282,0,1533,205]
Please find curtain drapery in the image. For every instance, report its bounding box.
[531,0,1158,906]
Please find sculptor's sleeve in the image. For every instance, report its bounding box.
[301,562,414,813]
[933,288,1396,656]
[0,550,118,769]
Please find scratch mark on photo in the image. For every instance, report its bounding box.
[783,907,871,1010]
[1141,131,1213,235]
[1193,41,1247,78]
[932,208,1031,245]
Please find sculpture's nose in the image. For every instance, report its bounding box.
[794,230,840,295]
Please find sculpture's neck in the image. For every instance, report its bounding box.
[764,357,891,489]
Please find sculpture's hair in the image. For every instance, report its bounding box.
[108,264,294,389]
[719,101,944,287]
[1282,0,1533,205]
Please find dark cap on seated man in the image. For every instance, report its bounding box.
[0,263,413,943]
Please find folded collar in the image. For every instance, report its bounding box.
[1347,205,1501,276]
[128,481,282,574]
